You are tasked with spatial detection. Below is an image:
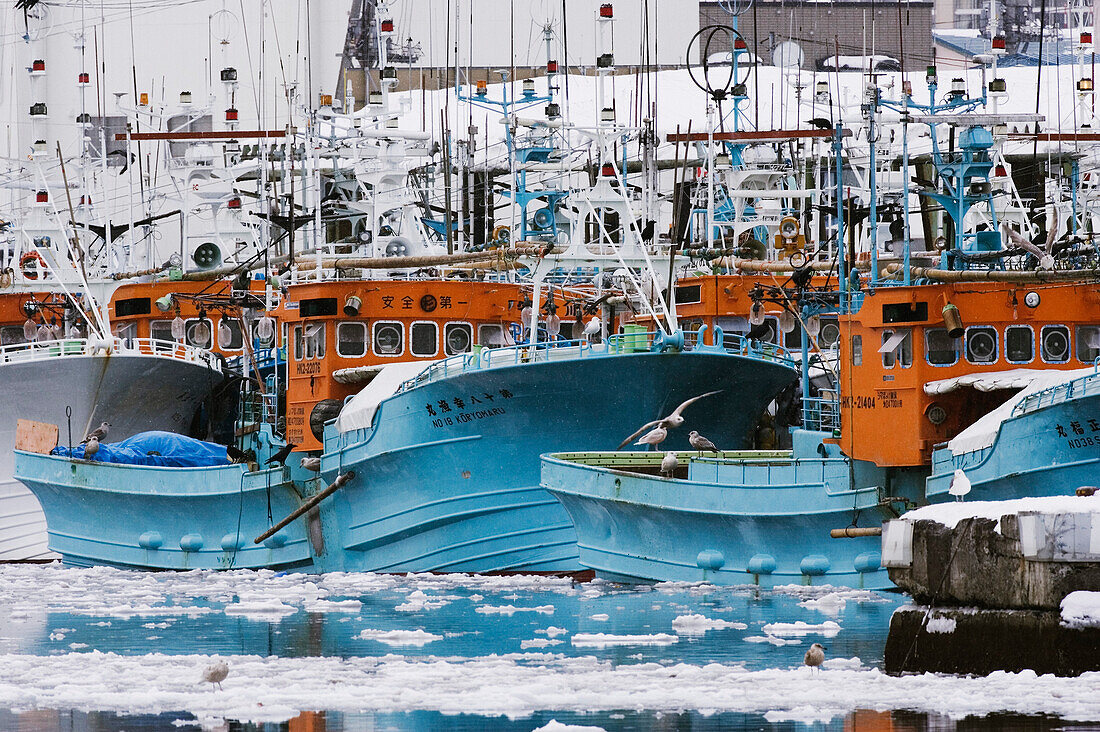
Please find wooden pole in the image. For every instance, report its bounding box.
[254,470,355,544]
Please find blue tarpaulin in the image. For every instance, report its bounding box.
[51,431,232,468]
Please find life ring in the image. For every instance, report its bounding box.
[19,251,45,280]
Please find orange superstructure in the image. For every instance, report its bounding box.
[838,281,1100,467]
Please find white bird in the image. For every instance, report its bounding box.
[300,456,321,472]
[582,316,602,339]
[1002,218,1055,270]
[202,659,229,691]
[84,421,110,443]
[617,391,723,449]
[804,643,826,674]
[949,468,971,501]
[660,451,678,477]
[689,430,719,453]
[635,425,668,449]
[83,435,99,459]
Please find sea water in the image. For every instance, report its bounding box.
[0,564,1097,731]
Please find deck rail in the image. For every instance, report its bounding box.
[0,337,222,373]
[803,388,840,432]
[1011,366,1100,418]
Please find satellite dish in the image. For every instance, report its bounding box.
[773,41,804,70]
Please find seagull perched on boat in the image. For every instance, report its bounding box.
[83,435,99,460]
[660,451,678,477]
[265,443,297,466]
[300,456,321,472]
[804,643,826,674]
[201,658,229,691]
[617,391,723,450]
[83,421,110,443]
[688,430,719,453]
[949,468,971,502]
[582,316,602,340]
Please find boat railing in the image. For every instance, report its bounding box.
[0,337,222,373]
[1011,368,1100,418]
[395,327,798,394]
[239,390,278,428]
[802,388,840,433]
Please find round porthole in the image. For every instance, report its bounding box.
[966,328,996,362]
[819,321,840,348]
[374,324,401,354]
[445,326,471,354]
[1043,328,1069,361]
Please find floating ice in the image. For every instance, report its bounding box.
[671,614,748,635]
[475,604,554,616]
[356,629,442,646]
[223,595,298,620]
[536,627,569,638]
[520,639,565,649]
[533,720,607,732]
[744,636,801,646]
[588,614,609,621]
[303,599,363,613]
[761,621,841,638]
[571,633,679,647]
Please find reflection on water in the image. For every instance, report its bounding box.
[2,709,1097,732]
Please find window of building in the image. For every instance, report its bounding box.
[373,321,404,356]
[1041,325,1070,363]
[337,322,367,357]
[444,322,473,355]
[478,323,505,347]
[925,328,959,366]
[1005,325,1034,364]
[965,326,998,364]
[1076,325,1100,364]
[411,321,438,357]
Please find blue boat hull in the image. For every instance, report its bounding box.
[927,383,1100,502]
[13,450,314,571]
[541,438,895,589]
[315,348,798,574]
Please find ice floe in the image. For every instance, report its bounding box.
[761,621,841,638]
[475,604,555,616]
[356,629,443,646]
[671,614,748,635]
[571,634,679,647]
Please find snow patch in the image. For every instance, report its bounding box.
[925,616,958,634]
[1061,591,1100,629]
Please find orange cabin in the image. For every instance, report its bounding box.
[838,281,1100,467]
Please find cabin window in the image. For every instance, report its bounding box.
[851,334,862,366]
[444,322,473,355]
[675,284,701,304]
[819,318,840,349]
[253,319,276,349]
[784,322,802,350]
[184,319,213,349]
[1005,325,1034,364]
[411,321,438,357]
[114,322,137,347]
[965,326,998,364]
[0,325,27,346]
[1076,325,1100,363]
[114,297,151,317]
[1041,325,1070,363]
[478,324,506,347]
[373,321,404,356]
[304,323,325,359]
[880,329,912,368]
[150,320,174,343]
[925,328,959,366]
[217,319,244,350]
[293,325,303,360]
[337,322,367,357]
[748,316,779,345]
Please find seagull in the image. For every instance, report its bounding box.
[635,425,668,449]
[226,445,248,463]
[617,391,723,449]
[949,468,971,501]
[265,443,297,466]
[804,643,826,674]
[201,659,229,691]
[84,421,110,443]
[1002,219,1055,270]
[83,435,99,460]
[688,430,719,453]
[660,451,678,477]
[582,316,602,340]
[300,456,321,471]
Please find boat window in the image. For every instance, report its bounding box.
[444,322,473,355]
[184,318,213,349]
[925,328,959,366]
[150,320,173,343]
[851,334,862,366]
[965,326,998,364]
[879,329,912,368]
[1005,325,1034,364]
[252,318,276,348]
[819,318,840,349]
[675,284,701,304]
[337,322,367,357]
[478,324,505,348]
[304,323,325,359]
[1076,325,1100,363]
[1041,325,1070,363]
[373,321,404,356]
[0,326,27,346]
[881,330,896,368]
[411,321,438,357]
[293,325,303,361]
[783,322,802,350]
[217,319,244,350]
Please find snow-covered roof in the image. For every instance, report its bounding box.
[944,368,1094,455]
[334,360,437,434]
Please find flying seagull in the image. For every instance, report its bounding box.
[660,451,678,477]
[201,659,229,691]
[266,443,297,466]
[1001,213,1056,270]
[84,421,110,443]
[689,430,719,453]
[617,391,723,449]
[804,643,826,674]
[635,425,668,450]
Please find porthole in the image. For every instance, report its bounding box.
[373,321,403,356]
[1041,325,1070,363]
[444,322,473,355]
[965,326,997,364]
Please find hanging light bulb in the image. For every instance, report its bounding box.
[779,310,797,334]
[749,301,766,326]
[805,314,821,338]
[218,320,233,349]
[23,319,36,341]
[50,323,62,340]
[171,315,186,341]
[546,312,561,336]
[520,305,533,329]
[255,315,275,343]
[191,319,211,347]
[36,324,52,342]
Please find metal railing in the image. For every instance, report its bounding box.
[803,388,840,432]
[0,337,222,373]
[1012,367,1100,418]
[396,327,798,395]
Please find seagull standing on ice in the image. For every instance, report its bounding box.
[660,451,678,477]
[617,391,723,449]
[202,659,229,690]
[688,430,719,453]
[804,643,826,674]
